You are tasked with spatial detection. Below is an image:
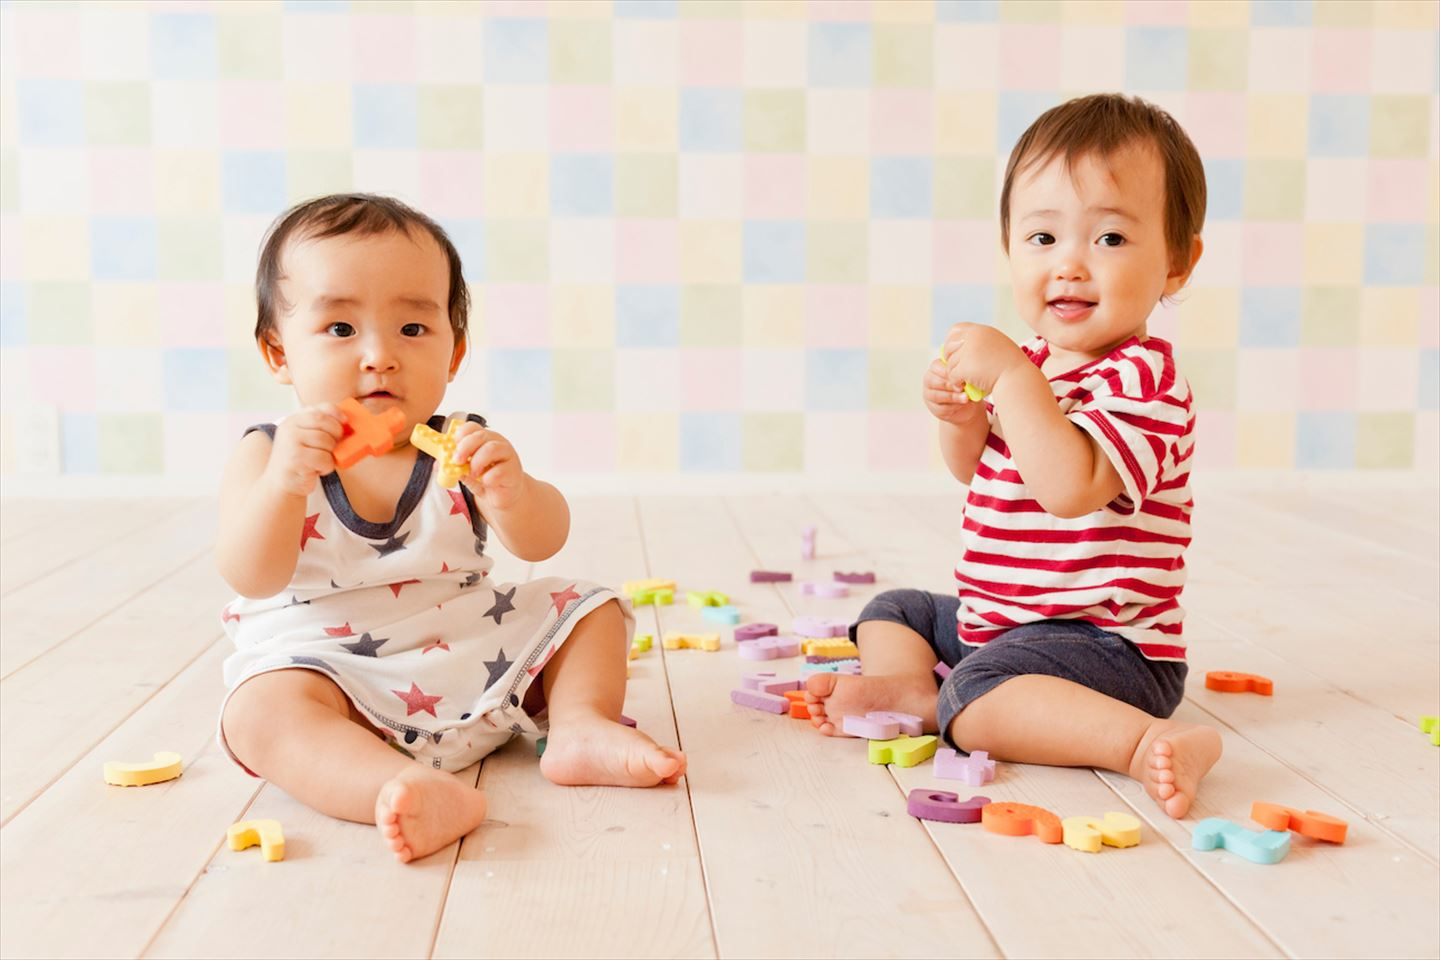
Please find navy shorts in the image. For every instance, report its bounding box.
[850,589,1187,747]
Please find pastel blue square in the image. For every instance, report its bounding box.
[937,0,998,21]
[0,283,25,346]
[1308,95,1369,157]
[61,413,99,475]
[932,285,995,346]
[806,349,867,411]
[164,348,229,411]
[354,85,417,148]
[1126,28,1188,91]
[550,155,613,217]
[488,349,552,411]
[615,0,676,17]
[1419,349,1439,410]
[1239,287,1301,347]
[871,157,933,218]
[151,13,216,80]
[1204,158,1245,220]
[680,413,741,471]
[284,0,349,10]
[616,286,679,346]
[439,219,484,283]
[222,151,286,214]
[1364,224,1424,285]
[809,24,871,87]
[1295,411,1354,469]
[1251,0,1311,25]
[91,218,157,281]
[998,92,1061,157]
[679,89,742,152]
[484,19,548,84]
[743,222,805,283]
[18,79,84,146]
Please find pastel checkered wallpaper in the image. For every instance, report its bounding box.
[1,0,1436,484]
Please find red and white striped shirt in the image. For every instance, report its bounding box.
[955,335,1194,661]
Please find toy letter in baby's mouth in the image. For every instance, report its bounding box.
[333,397,409,469]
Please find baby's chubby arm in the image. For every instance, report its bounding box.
[450,421,570,562]
[215,404,347,598]
[945,323,1124,518]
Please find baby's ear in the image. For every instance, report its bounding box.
[1164,235,1204,297]
[447,335,468,382]
[258,335,292,385]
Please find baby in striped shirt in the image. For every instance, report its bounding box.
[805,94,1221,819]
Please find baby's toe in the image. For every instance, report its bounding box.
[1157,782,1176,800]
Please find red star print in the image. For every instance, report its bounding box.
[422,639,451,654]
[388,578,421,598]
[440,562,451,573]
[391,682,443,717]
[447,489,468,516]
[300,513,324,551]
[221,606,240,624]
[549,584,581,616]
[323,622,355,637]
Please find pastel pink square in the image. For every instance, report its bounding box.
[1144,296,1182,344]
[805,412,862,473]
[1192,411,1235,470]
[1419,288,1439,348]
[1311,29,1371,92]
[419,151,486,217]
[481,286,550,347]
[160,283,227,347]
[89,149,154,215]
[550,87,614,152]
[219,82,287,149]
[16,8,83,77]
[351,15,416,83]
[616,221,679,284]
[165,412,230,477]
[999,26,1061,91]
[934,221,1002,284]
[1183,93,1247,158]
[870,91,935,154]
[866,412,930,472]
[680,21,742,85]
[1241,223,1303,286]
[679,348,742,411]
[30,347,96,412]
[1366,159,1428,222]
[1127,0,1189,25]
[552,413,615,472]
[805,286,868,348]
[1237,348,1301,411]
[1298,348,1358,410]
[744,157,806,219]
[808,0,870,20]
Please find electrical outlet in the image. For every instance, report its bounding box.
[13,404,60,474]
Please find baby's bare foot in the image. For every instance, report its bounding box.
[1129,721,1223,819]
[374,766,488,864]
[803,672,938,737]
[540,715,686,787]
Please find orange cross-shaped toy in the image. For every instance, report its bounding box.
[333,398,408,469]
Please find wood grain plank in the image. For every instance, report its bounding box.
[1,498,183,596]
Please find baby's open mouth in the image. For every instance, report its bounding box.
[1048,298,1097,319]
[363,391,397,400]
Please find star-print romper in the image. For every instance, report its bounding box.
[217,413,631,773]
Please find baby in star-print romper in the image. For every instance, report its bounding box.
[215,194,686,864]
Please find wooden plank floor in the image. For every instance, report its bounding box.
[1,481,1437,959]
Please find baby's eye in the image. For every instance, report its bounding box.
[1026,232,1055,246]
[1097,233,1126,247]
[401,323,426,337]
[327,322,355,337]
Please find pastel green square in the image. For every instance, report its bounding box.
[992,285,1027,340]
[680,285,742,347]
[873,25,932,87]
[1301,286,1360,346]
[552,349,614,411]
[1243,158,1305,220]
[551,21,611,84]
[287,151,354,201]
[1,150,17,213]
[1000,0,1063,22]
[742,412,803,472]
[99,413,162,474]
[1179,348,1237,410]
[485,221,548,283]
[934,156,995,219]
[157,218,221,282]
[217,13,282,79]
[85,82,150,146]
[228,346,290,409]
[1188,29,1248,90]
[744,90,805,154]
[679,0,741,18]
[419,86,484,149]
[615,155,678,217]
[806,223,867,283]
[869,350,924,410]
[1355,412,1414,469]
[1370,96,1430,158]
[28,283,91,345]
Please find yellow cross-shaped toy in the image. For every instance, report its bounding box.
[410,421,468,488]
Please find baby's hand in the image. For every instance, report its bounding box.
[452,422,528,512]
[264,403,347,498]
[942,323,1028,398]
[922,357,986,426]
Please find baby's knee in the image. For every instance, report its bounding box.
[222,669,348,758]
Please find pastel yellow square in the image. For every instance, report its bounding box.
[873,25,932,86]
[807,223,867,284]
[1312,0,1373,26]
[741,0,805,19]
[548,0,608,19]
[1370,96,1430,159]
[23,216,89,282]
[806,157,868,219]
[681,285,743,347]
[618,411,678,473]
[1372,0,1436,27]
[550,20,611,83]
[2,149,17,213]
[1188,0,1248,26]
[1000,0,1061,23]
[92,282,159,346]
[680,221,742,283]
[935,92,996,154]
[225,283,256,349]
[742,412,803,472]
[742,287,804,347]
[286,151,354,202]
[1302,223,1364,285]
[870,0,933,22]
[1175,286,1240,349]
[1179,348,1237,409]
[154,150,220,214]
[616,89,678,151]
[1246,95,1307,157]
[679,0,741,18]
[552,285,614,348]
[284,84,351,150]
[1301,286,1360,346]
[1359,287,1421,347]
[1188,29,1248,91]
[1235,412,1296,469]
[867,286,929,347]
[483,156,548,218]
[1244,158,1305,220]
[1061,0,1124,25]
[934,155,995,219]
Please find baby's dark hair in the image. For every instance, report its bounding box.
[254,193,470,346]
